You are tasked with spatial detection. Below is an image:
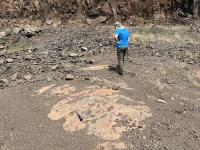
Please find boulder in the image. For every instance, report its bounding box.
[86,16,107,25]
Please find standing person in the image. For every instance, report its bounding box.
[113,22,130,75]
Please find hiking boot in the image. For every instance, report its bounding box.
[118,70,123,76]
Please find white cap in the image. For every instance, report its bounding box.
[114,21,122,28]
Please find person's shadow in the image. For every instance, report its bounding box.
[108,64,136,77]
[108,65,119,74]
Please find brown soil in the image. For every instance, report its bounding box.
[0,23,200,149]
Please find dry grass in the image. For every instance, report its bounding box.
[7,43,30,54]
[130,25,200,45]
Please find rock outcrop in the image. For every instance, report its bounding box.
[0,0,195,23]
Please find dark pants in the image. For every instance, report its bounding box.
[117,48,128,75]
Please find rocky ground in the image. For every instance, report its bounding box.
[0,22,200,150]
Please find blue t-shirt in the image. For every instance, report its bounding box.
[114,28,130,49]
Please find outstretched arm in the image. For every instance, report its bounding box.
[113,33,118,46]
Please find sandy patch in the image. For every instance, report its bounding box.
[83,65,109,71]
[36,83,151,149]
[36,84,55,95]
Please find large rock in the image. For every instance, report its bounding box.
[86,16,107,25]
[20,26,42,37]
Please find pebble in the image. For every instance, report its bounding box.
[90,76,101,83]
[85,59,95,64]
[24,75,32,81]
[111,85,120,90]
[11,74,18,81]
[64,74,74,80]
[81,47,88,51]
[6,58,14,63]
[0,31,7,38]
[171,97,175,101]
[47,76,53,82]
[83,76,90,80]
[0,78,9,84]
[51,65,59,71]
[0,50,6,56]
[25,55,33,60]
[13,27,22,34]
[0,58,5,65]
[0,45,6,49]
[68,53,78,57]
[157,99,167,104]
[99,43,103,47]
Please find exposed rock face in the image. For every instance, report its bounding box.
[0,0,197,22]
